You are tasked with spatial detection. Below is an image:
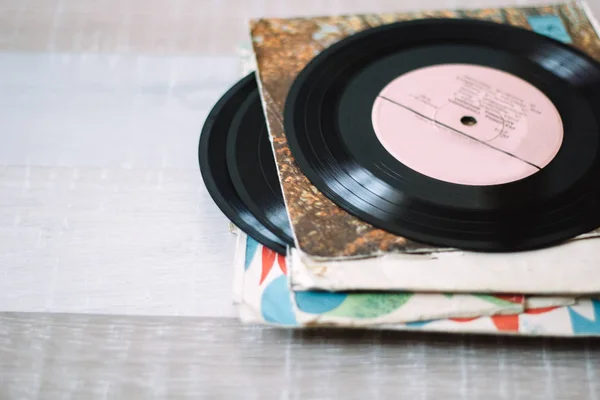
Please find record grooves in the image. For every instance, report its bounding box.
[284,18,600,252]
[199,74,292,254]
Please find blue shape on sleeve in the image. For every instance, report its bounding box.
[261,275,297,325]
[568,299,600,334]
[294,291,348,314]
[528,15,572,43]
[244,237,260,270]
[405,320,432,328]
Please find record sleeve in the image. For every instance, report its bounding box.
[250,0,600,294]
[250,0,600,259]
[236,233,600,336]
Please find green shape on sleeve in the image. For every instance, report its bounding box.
[325,293,413,319]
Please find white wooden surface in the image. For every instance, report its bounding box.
[1,1,600,397]
[1,313,599,399]
[0,53,241,316]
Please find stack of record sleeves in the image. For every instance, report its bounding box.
[200,0,600,336]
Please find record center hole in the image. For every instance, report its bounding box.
[461,116,477,127]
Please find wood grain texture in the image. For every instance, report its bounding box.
[0,313,599,399]
[1,0,598,55]
[0,53,241,317]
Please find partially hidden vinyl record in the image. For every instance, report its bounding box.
[284,18,600,252]
[226,84,295,246]
[199,73,291,254]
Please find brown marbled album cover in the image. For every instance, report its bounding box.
[249,1,600,259]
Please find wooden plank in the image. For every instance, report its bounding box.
[2,0,598,55]
[0,313,599,399]
[0,54,241,317]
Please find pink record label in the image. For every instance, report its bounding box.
[371,64,563,185]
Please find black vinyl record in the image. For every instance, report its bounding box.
[284,18,600,252]
[226,84,295,246]
[199,73,289,254]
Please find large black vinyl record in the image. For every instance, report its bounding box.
[199,74,289,254]
[226,86,295,246]
[284,18,600,252]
